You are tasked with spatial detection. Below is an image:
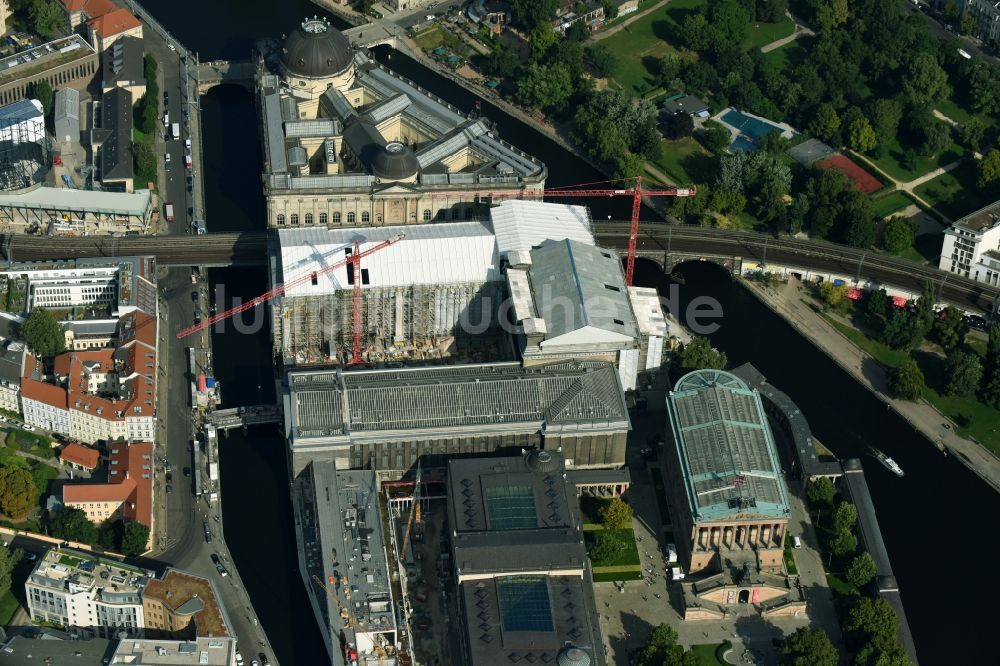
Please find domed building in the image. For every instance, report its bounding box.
[259,17,546,229]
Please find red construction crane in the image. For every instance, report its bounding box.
[176,235,405,367]
[424,176,695,285]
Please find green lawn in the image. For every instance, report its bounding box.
[821,314,911,368]
[826,572,860,596]
[761,37,812,71]
[413,24,447,50]
[689,642,730,666]
[600,0,707,95]
[651,136,715,185]
[870,191,913,219]
[0,589,20,625]
[783,542,798,575]
[742,18,794,51]
[868,135,965,183]
[936,97,994,129]
[585,528,640,567]
[897,234,942,265]
[592,570,643,582]
[914,160,994,221]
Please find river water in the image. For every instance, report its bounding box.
[139,1,1000,663]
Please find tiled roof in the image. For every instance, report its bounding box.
[88,8,141,39]
[64,477,134,502]
[59,442,100,469]
[21,377,68,409]
[63,441,152,525]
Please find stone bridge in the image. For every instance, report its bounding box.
[205,404,281,432]
[196,60,256,94]
[342,23,400,50]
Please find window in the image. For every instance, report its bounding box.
[375,214,382,223]
[347,212,356,224]
[319,212,328,225]
[304,213,313,225]
[361,211,370,223]
[332,212,341,224]
[276,214,285,225]
[423,209,431,221]
[290,214,299,225]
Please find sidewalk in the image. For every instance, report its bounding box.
[743,277,1000,494]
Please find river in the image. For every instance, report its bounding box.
[139,1,999,663]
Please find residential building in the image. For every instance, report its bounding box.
[58,0,114,30]
[25,549,151,637]
[939,200,1000,283]
[960,0,1000,42]
[259,17,545,230]
[0,35,99,106]
[662,94,710,117]
[55,86,81,144]
[284,360,630,476]
[62,440,153,529]
[295,464,398,664]
[88,7,143,53]
[21,310,157,444]
[447,450,604,666]
[142,569,233,639]
[59,441,101,472]
[110,637,236,665]
[0,315,25,414]
[663,369,791,575]
[617,0,640,15]
[467,0,511,34]
[91,86,134,192]
[0,256,157,317]
[101,36,145,101]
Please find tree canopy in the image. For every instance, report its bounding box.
[0,466,38,521]
[20,308,66,358]
[678,337,728,372]
[122,521,151,556]
[0,543,23,594]
[805,476,836,507]
[888,357,924,401]
[599,496,634,530]
[50,507,97,544]
[781,626,838,666]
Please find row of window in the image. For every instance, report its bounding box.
[275,208,476,226]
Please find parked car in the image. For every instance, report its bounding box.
[235,652,244,666]
[165,461,173,473]
[166,483,173,495]
[259,654,269,666]
[216,564,228,577]
[25,553,37,561]
[793,536,803,549]
[21,424,34,431]
[183,466,191,476]
[211,553,221,565]
[165,472,173,483]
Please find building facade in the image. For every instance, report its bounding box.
[939,200,1000,284]
[284,360,631,476]
[664,370,791,575]
[259,18,545,230]
[25,550,150,637]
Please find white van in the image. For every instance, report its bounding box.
[792,536,803,549]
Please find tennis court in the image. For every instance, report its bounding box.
[819,155,882,194]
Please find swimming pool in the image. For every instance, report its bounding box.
[721,109,782,140]
[730,136,758,152]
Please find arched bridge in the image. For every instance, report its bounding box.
[2,224,996,312]
[196,60,255,93]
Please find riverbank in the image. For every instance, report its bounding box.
[740,275,1000,494]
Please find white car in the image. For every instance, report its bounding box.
[235,651,244,666]
[167,43,176,52]
[21,424,34,431]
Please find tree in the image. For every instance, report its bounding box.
[511,0,559,30]
[819,281,849,308]
[944,350,983,396]
[845,552,878,589]
[678,336,727,371]
[697,123,732,153]
[844,209,877,249]
[781,627,838,666]
[866,289,891,321]
[942,0,962,25]
[663,112,694,140]
[919,122,951,158]
[902,53,950,106]
[527,24,557,61]
[708,0,750,48]
[978,149,1000,190]
[20,308,65,357]
[599,496,634,530]
[809,103,841,143]
[590,529,627,562]
[805,477,835,507]
[833,501,858,534]
[654,55,681,89]
[33,80,53,116]
[24,0,65,41]
[759,0,788,23]
[50,507,97,543]
[516,63,572,111]
[881,309,925,350]
[0,466,37,520]
[888,357,925,400]
[585,44,616,78]
[0,544,23,594]
[97,519,122,551]
[962,116,988,152]
[847,116,877,153]
[881,216,915,254]
[814,0,849,31]
[844,596,899,645]
[830,529,858,557]
[960,12,976,36]
[636,624,698,666]
[869,98,902,145]
[680,13,710,51]
[121,521,150,556]
[932,306,968,351]
[485,47,521,78]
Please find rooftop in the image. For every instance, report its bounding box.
[287,360,629,439]
[88,7,141,39]
[489,200,593,258]
[306,463,395,654]
[59,442,101,469]
[95,87,134,182]
[110,637,234,665]
[0,35,95,85]
[0,186,151,217]
[101,36,144,88]
[62,441,152,525]
[0,635,115,665]
[276,222,500,298]
[953,199,1000,234]
[666,369,791,523]
[28,548,151,601]
[143,569,232,638]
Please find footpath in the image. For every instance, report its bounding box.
[742,276,1000,494]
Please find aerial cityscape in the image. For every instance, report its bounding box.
[0,0,997,665]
